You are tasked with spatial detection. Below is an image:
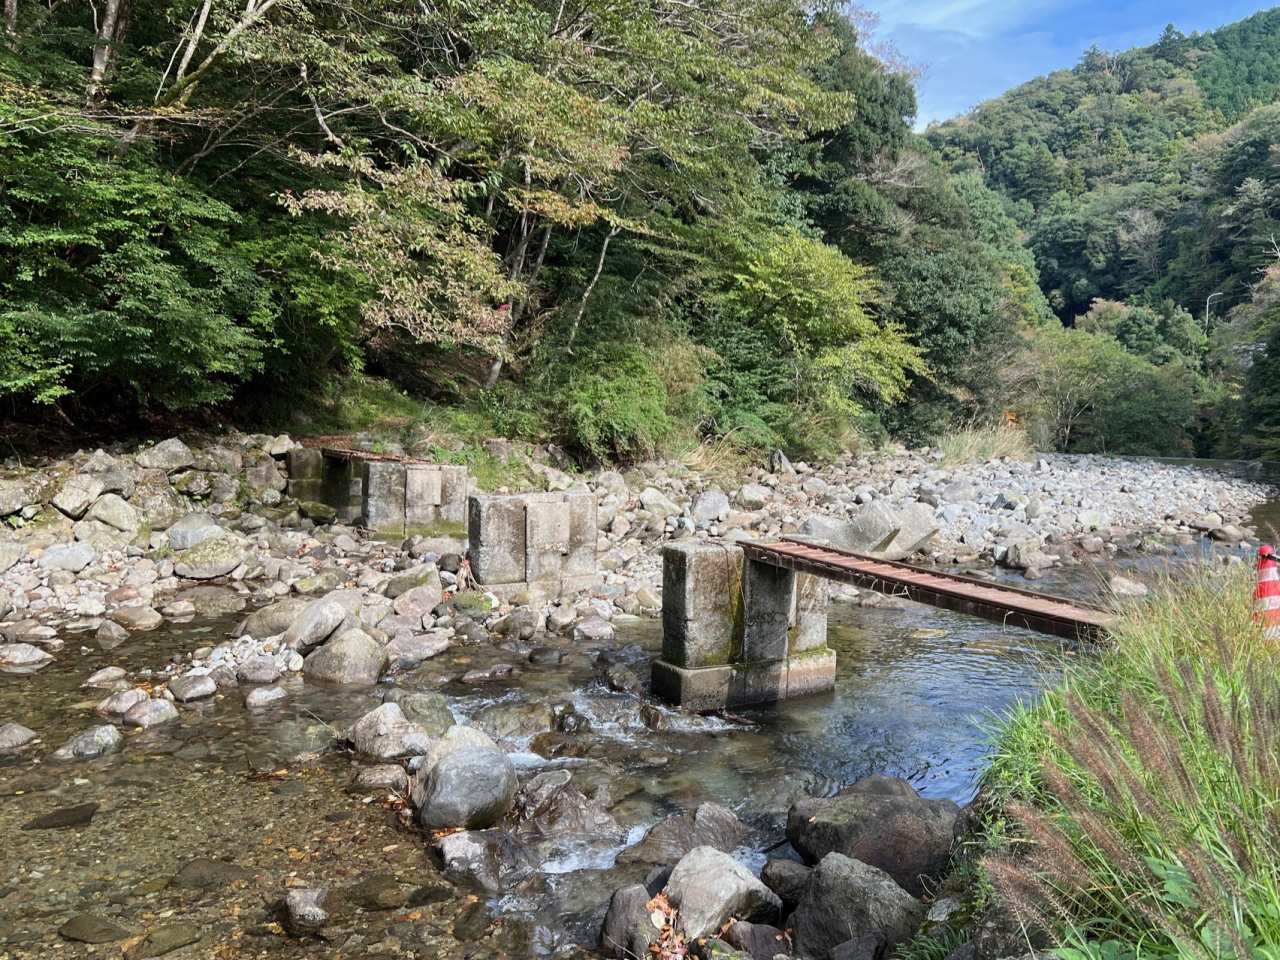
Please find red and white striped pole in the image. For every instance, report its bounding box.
[1255,545,1280,641]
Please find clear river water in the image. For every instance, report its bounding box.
[0,470,1270,957]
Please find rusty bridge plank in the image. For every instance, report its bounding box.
[738,538,1115,642]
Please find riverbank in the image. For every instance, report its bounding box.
[908,562,1280,960]
[0,433,1272,958]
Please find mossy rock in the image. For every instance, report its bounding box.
[298,500,338,524]
[440,591,493,621]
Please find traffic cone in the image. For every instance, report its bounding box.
[1255,545,1280,640]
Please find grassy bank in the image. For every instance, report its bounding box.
[969,562,1280,959]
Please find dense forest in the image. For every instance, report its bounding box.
[2,1,1279,461]
[928,8,1280,459]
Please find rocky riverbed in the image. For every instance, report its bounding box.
[0,434,1271,958]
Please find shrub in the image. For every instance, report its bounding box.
[558,343,673,461]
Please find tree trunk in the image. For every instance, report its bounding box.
[4,0,16,41]
[86,0,122,106]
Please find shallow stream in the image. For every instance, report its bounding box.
[0,512,1263,956]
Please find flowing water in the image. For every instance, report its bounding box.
[0,487,1268,956]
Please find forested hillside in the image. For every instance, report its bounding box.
[928,8,1280,458]
[1,0,1055,460]
[4,0,1278,461]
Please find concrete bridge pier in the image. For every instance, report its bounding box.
[651,541,835,710]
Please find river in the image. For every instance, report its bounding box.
[0,475,1270,957]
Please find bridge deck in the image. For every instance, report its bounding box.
[738,538,1115,642]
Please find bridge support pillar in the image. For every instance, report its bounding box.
[651,541,834,710]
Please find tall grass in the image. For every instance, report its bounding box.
[981,563,1280,960]
[935,425,1035,467]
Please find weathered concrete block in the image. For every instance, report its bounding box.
[651,660,732,712]
[439,466,469,525]
[406,465,443,507]
[564,491,598,577]
[653,538,835,710]
[363,461,407,537]
[526,498,570,583]
[742,560,793,663]
[729,660,787,706]
[786,649,836,698]
[285,447,326,504]
[286,447,324,481]
[469,496,527,585]
[790,572,829,654]
[661,542,743,668]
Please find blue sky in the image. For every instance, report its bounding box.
[870,0,1280,128]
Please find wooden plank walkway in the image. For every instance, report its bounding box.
[738,538,1115,642]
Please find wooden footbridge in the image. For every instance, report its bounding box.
[739,538,1115,642]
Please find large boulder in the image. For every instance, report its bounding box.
[168,674,216,702]
[85,493,140,534]
[504,769,621,844]
[174,538,245,580]
[281,599,346,651]
[841,500,901,554]
[436,829,530,893]
[802,502,897,556]
[167,513,224,550]
[383,690,456,737]
[879,502,939,561]
[302,630,386,685]
[244,450,287,492]
[136,438,195,472]
[132,477,188,529]
[599,885,660,959]
[476,701,556,741]
[761,858,811,910]
[664,846,781,940]
[617,801,747,865]
[36,542,95,573]
[384,633,451,670]
[0,642,54,669]
[123,698,179,728]
[345,703,431,761]
[0,541,26,574]
[53,475,105,520]
[789,853,925,960]
[0,722,37,751]
[392,584,443,620]
[386,564,442,599]
[690,490,731,528]
[413,744,518,830]
[0,474,52,517]
[242,598,313,639]
[51,724,123,761]
[640,487,681,518]
[722,920,791,959]
[96,687,150,718]
[417,725,496,777]
[736,484,771,509]
[89,463,135,499]
[786,775,958,898]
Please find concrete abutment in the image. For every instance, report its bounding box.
[651,541,835,709]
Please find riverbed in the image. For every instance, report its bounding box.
[0,543,1223,958]
[0,441,1273,959]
